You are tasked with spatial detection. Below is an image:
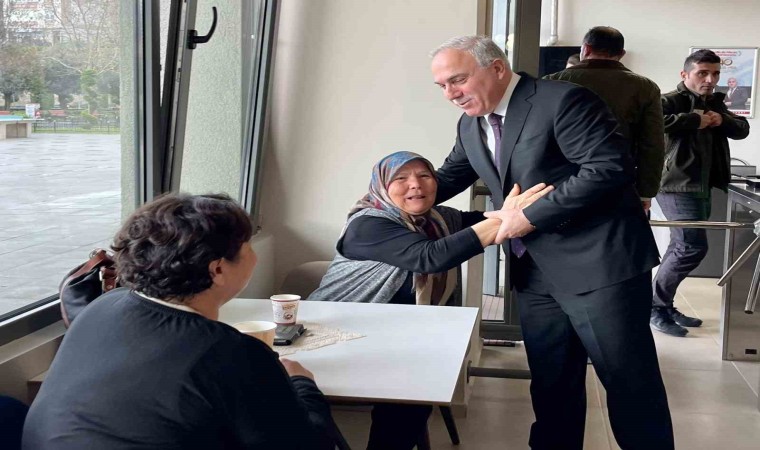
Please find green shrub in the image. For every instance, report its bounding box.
[80,111,98,129]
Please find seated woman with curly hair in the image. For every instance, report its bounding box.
[23,193,340,450]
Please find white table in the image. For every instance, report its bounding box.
[219,299,479,405]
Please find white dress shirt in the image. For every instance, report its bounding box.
[479,73,521,163]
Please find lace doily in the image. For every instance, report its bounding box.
[274,322,364,356]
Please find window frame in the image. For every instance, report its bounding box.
[240,0,279,227]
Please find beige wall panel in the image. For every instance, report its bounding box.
[263,0,480,286]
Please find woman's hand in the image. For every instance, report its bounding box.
[280,358,315,380]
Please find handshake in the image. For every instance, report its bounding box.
[483,182,554,245]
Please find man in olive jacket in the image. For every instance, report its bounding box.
[652,49,750,337]
[545,26,664,211]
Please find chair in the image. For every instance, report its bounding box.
[279,261,332,298]
[280,261,461,447]
[0,395,29,450]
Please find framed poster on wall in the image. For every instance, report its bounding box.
[690,47,758,118]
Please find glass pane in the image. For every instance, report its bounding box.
[491,0,508,53]
[178,0,265,200]
[491,0,516,67]
[159,0,172,97]
[483,0,513,322]
[0,0,131,317]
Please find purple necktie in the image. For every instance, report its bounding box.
[487,113,526,258]
[487,113,503,174]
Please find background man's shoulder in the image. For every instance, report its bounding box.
[542,70,567,81]
[664,89,687,103]
[535,78,605,105]
[660,87,682,101]
[624,71,660,91]
[535,76,585,94]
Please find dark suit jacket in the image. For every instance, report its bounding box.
[724,86,750,110]
[436,74,659,294]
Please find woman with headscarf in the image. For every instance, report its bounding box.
[309,151,551,449]
[309,151,551,307]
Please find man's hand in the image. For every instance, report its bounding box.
[484,208,534,244]
[705,111,723,127]
[483,183,553,244]
[697,113,712,129]
[641,199,651,213]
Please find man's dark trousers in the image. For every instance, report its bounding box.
[653,192,711,308]
[513,253,674,450]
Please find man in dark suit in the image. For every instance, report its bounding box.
[723,77,750,111]
[430,36,674,450]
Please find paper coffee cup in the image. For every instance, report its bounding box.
[271,294,300,324]
[233,321,277,347]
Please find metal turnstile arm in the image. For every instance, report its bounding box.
[712,219,760,314]
[745,255,760,314]
[717,236,760,287]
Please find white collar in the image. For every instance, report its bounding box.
[490,72,521,119]
[135,291,201,315]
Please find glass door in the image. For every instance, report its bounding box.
[478,0,541,340]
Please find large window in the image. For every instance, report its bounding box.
[0,0,278,342]
[0,0,123,318]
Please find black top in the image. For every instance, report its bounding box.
[23,289,338,450]
[340,211,485,304]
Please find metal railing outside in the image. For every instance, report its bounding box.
[32,117,120,133]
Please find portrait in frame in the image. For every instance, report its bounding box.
[689,47,758,118]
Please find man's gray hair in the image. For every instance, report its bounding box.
[430,35,508,67]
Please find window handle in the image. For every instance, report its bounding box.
[188,6,217,49]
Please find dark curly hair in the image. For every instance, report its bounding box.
[112,193,253,302]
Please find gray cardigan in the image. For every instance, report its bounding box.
[307,206,465,305]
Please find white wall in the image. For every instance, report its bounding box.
[540,0,759,167]
[261,0,480,287]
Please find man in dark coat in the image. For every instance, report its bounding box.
[651,50,750,336]
[545,26,664,213]
[430,35,673,450]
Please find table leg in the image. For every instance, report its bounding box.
[440,405,460,445]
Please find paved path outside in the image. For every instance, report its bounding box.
[0,133,121,317]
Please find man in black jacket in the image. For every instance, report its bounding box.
[651,49,750,337]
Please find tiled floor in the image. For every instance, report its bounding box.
[332,277,760,449]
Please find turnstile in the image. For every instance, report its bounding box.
[716,187,760,363]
